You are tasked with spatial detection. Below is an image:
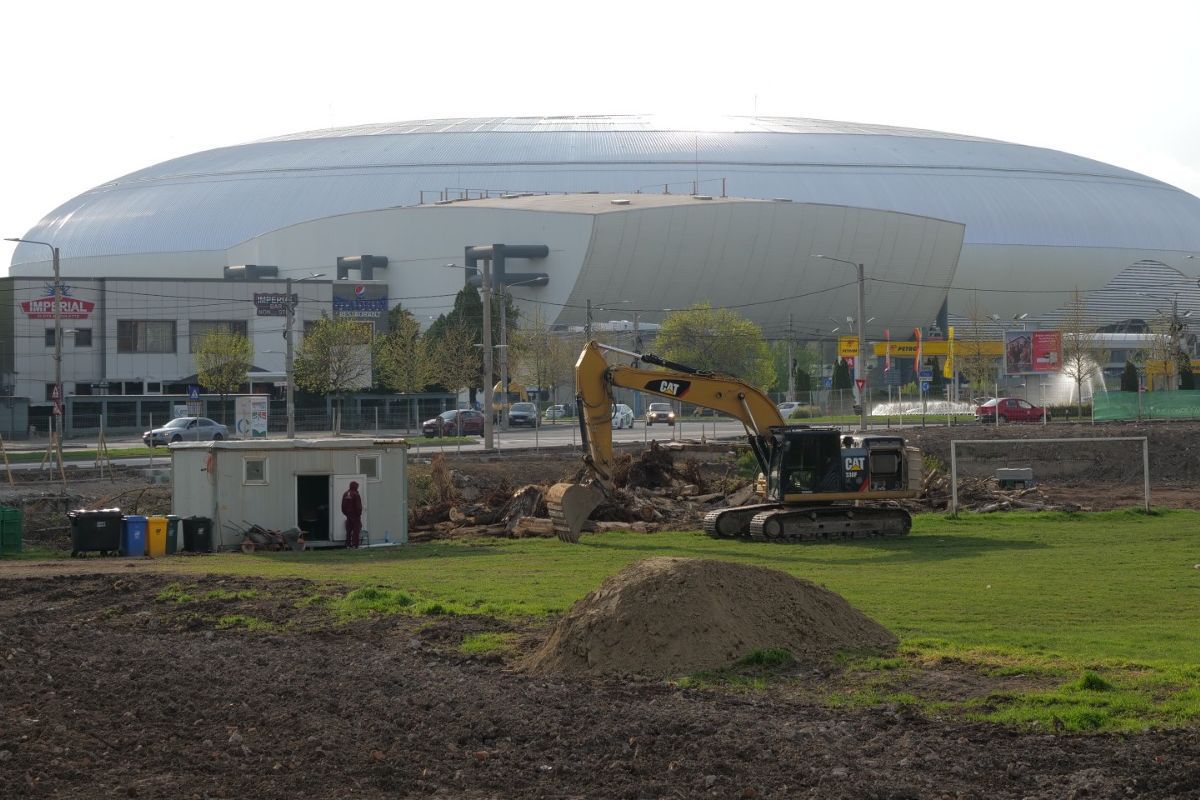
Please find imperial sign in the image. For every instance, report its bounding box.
[21,284,95,319]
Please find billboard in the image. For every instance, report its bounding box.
[332,283,389,332]
[234,396,269,439]
[1005,330,1061,374]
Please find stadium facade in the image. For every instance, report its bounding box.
[5,114,1200,413]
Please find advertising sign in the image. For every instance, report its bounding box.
[20,283,95,319]
[1005,330,1062,374]
[332,283,389,332]
[234,396,269,439]
[1031,331,1062,373]
[837,336,858,359]
[253,292,298,317]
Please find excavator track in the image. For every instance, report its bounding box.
[703,503,784,538]
[747,505,911,542]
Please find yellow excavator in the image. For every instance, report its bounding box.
[546,341,922,543]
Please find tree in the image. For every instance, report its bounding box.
[956,303,998,396]
[194,329,253,424]
[770,340,817,400]
[832,358,853,390]
[1060,288,1107,414]
[428,322,480,403]
[655,304,775,388]
[293,317,373,433]
[375,305,433,393]
[512,306,575,404]
[423,286,519,403]
[1120,361,1140,392]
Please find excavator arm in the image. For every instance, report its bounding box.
[548,340,785,541]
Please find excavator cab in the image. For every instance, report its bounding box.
[766,428,844,501]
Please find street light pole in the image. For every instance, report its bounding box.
[496,276,544,431]
[815,255,867,431]
[6,237,61,433]
[481,260,495,450]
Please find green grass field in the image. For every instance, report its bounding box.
[31,508,1200,730]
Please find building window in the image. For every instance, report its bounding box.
[123,381,144,395]
[73,328,92,347]
[190,320,249,352]
[74,383,94,396]
[117,320,176,353]
[357,454,380,480]
[243,457,268,485]
[44,383,57,401]
[146,381,162,394]
[45,328,57,347]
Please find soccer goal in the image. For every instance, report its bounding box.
[948,436,1150,514]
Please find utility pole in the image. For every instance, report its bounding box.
[499,287,509,431]
[481,259,495,450]
[786,313,796,402]
[6,238,62,444]
[813,255,868,431]
[284,277,296,438]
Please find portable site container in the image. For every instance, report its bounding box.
[170,438,408,551]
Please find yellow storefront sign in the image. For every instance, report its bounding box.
[872,340,1004,357]
[838,336,859,358]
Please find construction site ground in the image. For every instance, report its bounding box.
[3,421,1200,798]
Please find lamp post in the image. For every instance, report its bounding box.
[6,237,61,430]
[284,272,325,438]
[814,255,867,431]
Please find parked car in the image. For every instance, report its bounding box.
[143,416,229,446]
[646,402,675,426]
[544,404,575,420]
[611,403,635,429]
[975,397,1049,423]
[507,402,540,428]
[422,408,485,437]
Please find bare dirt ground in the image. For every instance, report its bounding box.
[5,424,1200,798]
[3,572,1199,800]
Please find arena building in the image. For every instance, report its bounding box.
[5,114,1200,414]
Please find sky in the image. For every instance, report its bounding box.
[2,0,1198,270]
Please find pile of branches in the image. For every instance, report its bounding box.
[408,444,757,542]
[915,467,1084,513]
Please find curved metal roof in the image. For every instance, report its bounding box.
[11,114,1200,267]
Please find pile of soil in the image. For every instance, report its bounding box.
[524,557,896,676]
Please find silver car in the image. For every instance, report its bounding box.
[143,416,229,446]
[611,403,635,429]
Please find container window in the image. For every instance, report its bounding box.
[357,454,380,480]
[244,457,268,484]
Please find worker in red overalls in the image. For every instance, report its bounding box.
[341,480,363,548]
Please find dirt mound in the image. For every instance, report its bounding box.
[524,557,896,677]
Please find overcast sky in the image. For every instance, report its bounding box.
[2,0,1197,269]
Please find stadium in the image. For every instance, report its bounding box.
[4,114,1200,419]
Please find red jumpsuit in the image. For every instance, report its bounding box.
[341,482,363,548]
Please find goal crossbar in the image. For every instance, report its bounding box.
[949,436,1149,514]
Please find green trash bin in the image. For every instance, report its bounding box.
[1,507,23,555]
[166,515,182,555]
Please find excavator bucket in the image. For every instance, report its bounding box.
[546,482,606,543]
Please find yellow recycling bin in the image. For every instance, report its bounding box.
[146,516,169,558]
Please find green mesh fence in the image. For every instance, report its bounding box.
[1093,390,1200,421]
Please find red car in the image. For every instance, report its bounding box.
[976,397,1050,423]
[422,409,485,437]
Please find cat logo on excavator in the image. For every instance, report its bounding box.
[646,379,689,397]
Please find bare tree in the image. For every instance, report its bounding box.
[1143,314,1178,392]
[293,317,373,433]
[194,329,253,424]
[1060,288,1107,414]
[955,301,997,396]
[512,307,575,407]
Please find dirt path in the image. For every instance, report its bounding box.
[2,573,1196,799]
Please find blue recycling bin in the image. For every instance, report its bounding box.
[121,515,148,558]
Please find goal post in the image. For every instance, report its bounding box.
[949,436,1150,515]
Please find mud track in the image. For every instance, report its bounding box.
[2,573,1197,799]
